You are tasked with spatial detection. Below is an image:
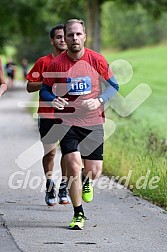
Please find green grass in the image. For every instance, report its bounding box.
[102,45,167,209]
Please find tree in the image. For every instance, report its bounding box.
[101,1,167,50]
[0,0,48,52]
[1,0,167,55]
[117,0,167,18]
[86,0,167,51]
[86,0,105,51]
[51,0,167,51]
[48,0,107,51]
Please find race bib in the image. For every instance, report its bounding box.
[67,76,91,95]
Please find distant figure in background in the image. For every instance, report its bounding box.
[21,58,28,81]
[5,58,16,89]
[0,58,7,97]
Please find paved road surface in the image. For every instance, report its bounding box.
[0,82,166,252]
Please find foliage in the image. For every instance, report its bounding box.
[1,0,167,59]
[0,0,48,51]
[0,0,86,60]
[116,0,167,18]
[48,0,86,21]
[101,2,167,50]
[15,36,50,63]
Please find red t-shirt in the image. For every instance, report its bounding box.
[43,48,113,126]
[26,54,55,116]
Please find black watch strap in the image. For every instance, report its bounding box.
[98,97,104,104]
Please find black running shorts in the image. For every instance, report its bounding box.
[39,118,66,144]
[60,125,104,160]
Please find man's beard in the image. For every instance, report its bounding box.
[69,45,81,52]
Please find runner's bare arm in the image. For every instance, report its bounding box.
[27,81,43,93]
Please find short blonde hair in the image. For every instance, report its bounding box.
[64,19,85,34]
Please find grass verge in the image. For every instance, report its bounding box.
[103,45,167,209]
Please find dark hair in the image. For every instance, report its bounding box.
[64,19,85,35]
[49,24,64,39]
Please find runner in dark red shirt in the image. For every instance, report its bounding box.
[26,25,71,206]
[42,47,117,126]
[40,19,119,230]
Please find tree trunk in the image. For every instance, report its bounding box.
[86,0,102,52]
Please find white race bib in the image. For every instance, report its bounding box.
[67,76,91,95]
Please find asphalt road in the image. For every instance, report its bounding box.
[0,82,167,252]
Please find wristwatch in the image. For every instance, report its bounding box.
[98,97,104,105]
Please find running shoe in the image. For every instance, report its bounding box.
[45,179,56,206]
[82,178,94,203]
[58,187,71,204]
[69,212,85,230]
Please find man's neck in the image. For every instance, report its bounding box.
[52,49,63,57]
[67,48,85,61]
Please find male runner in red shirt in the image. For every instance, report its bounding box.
[26,24,70,206]
[40,19,119,229]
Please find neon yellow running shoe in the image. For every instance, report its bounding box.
[82,178,94,203]
[69,212,85,230]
